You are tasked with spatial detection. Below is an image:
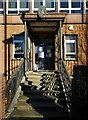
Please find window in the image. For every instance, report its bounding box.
[7,0,30,14]
[59,0,81,14]
[33,0,56,12]
[0,0,3,14]
[13,35,24,59]
[85,0,88,13]
[64,35,77,60]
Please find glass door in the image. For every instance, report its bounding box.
[35,43,55,70]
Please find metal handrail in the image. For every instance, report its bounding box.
[59,59,72,118]
[6,60,24,111]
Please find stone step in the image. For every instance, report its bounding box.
[26,71,43,76]
[26,75,42,78]
[23,89,44,96]
[10,109,43,119]
[17,94,55,103]
[9,108,68,119]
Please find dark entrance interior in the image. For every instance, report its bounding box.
[35,39,55,70]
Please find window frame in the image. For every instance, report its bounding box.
[58,0,82,14]
[32,0,56,12]
[7,0,30,15]
[13,35,24,59]
[64,34,78,61]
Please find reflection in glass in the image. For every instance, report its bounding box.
[15,43,24,53]
[0,0,3,9]
[71,0,80,8]
[46,0,54,8]
[8,0,17,8]
[66,43,75,53]
[60,0,68,8]
[34,0,43,8]
[20,0,29,8]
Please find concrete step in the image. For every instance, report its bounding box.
[26,76,42,80]
[10,109,43,118]
[17,94,55,102]
[9,108,68,119]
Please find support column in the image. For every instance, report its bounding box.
[55,34,59,70]
[30,42,33,71]
[32,41,35,70]
[24,21,27,74]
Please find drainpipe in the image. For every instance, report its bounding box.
[4,0,7,77]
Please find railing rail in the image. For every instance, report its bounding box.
[59,59,72,118]
[6,60,24,111]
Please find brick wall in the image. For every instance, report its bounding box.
[0,25,5,119]
[62,23,88,76]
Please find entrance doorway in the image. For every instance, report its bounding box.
[35,39,55,70]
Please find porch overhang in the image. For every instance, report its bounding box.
[19,13,66,33]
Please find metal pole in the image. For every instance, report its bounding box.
[24,21,27,75]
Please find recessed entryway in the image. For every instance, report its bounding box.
[35,38,55,70]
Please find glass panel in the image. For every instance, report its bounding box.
[8,11,18,14]
[14,54,24,58]
[86,10,88,13]
[19,10,29,13]
[60,0,68,8]
[66,55,76,59]
[66,43,75,53]
[20,0,29,8]
[0,11,3,14]
[46,0,54,8]
[14,36,24,40]
[8,0,17,8]
[71,10,81,14]
[71,0,81,8]
[15,42,24,53]
[34,0,43,8]
[86,1,88,8]
[60,10,69,13]
[65,35,76,40]
[0,0,3,9]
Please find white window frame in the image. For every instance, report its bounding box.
[32,0,56,12]
[0,0,4,14]
[64,35,77,61]
[58,0,81,14]
[7,0,30,14]
[13,36,24,59]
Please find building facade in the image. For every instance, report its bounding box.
[0,0,88,119]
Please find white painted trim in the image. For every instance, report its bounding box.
[64,35,77,60]
[13,36,24,59]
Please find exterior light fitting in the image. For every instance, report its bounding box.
[68,25,74,30]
